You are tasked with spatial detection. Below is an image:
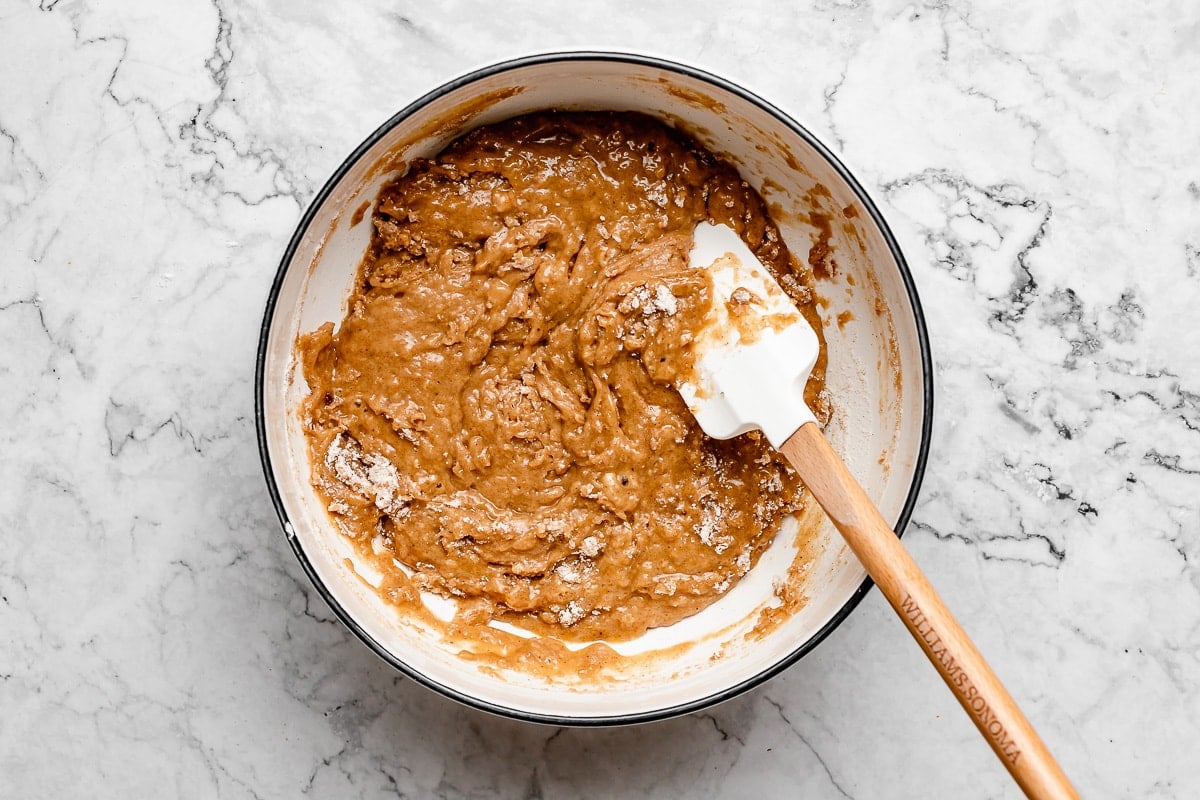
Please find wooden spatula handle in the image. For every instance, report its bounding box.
[780,423,1078,800]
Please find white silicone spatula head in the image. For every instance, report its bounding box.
[678,222,819,448]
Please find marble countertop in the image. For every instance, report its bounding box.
[3,1,1198,797]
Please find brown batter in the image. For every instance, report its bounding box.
[298,112,830,643]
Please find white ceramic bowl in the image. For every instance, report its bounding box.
[256,52,932,724]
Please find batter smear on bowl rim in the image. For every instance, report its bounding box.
[298,111,831,643]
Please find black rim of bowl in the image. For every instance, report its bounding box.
[255,50,935,727]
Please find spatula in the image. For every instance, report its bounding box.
[680,222,1079,800]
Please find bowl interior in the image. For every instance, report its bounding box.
[258,54,929,722]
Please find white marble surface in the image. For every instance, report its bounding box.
[2,0,1198,796]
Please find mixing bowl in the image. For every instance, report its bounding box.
[256,52,932,724]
